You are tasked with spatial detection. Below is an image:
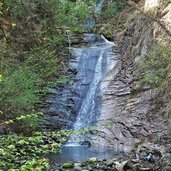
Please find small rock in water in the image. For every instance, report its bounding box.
[106,159,114,167]
[80,141,91,147]
[74,163,82,171]
[62,162,74,169]
[74,163,81,167]
[87,157,97,164]
[145,153,155,163]
[73,165,82,171]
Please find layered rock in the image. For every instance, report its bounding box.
[93,6,170,151]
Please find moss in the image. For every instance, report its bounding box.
[87,157,97,164]
[62,162,74,169]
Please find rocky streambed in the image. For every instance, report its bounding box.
[49,146,171,171]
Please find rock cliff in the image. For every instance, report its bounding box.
[93,0,171,152]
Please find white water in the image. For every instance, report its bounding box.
[66,36,115,146]
[66,0,115,146]
[95,0,105,13]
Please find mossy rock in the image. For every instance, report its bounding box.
[62,162,74,169]
[87,157,97,164]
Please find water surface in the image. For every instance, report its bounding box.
[48,146,118,164]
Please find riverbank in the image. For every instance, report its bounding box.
[49,144,171,171]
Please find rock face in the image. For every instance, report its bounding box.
[43,33,118,133]
[44,1,171,153]
[92,14,170,151]
[42,33,89,130]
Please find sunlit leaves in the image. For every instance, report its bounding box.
[0,74,2,82]
[0,133,61,170]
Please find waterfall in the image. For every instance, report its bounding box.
[95,0,105,13]
[66,35,115,146]
[64,0,115,146]
[46,0,121,163]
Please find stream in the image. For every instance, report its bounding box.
[47,0,120,164]
[48,32,119,163]
[46,0,171,170]
[66,34,115,146]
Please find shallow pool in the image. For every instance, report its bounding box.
[48,145,118,164]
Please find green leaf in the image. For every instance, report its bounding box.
[7,145,15,149]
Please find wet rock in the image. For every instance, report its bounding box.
[80,141,91,147]
[80,162,86,167]
[87,165,93,170]
[62,162,74,169]
[74,163,81,167]
[164,166,171,171]
[73,165,82,171]
[73,163,82,171]
[145,153,155,163]
[114,161,128,171]
[101,165,108,171]
[87,157,97,164]
[106,159,114,167]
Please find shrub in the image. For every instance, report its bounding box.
[102,0,126,19]
[0,1,96,128]
[140,44,171,87]
[0,131,66,170]
[0,67,40,114]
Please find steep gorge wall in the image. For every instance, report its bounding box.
[93,0,171,152]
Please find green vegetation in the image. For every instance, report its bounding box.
[0,130,69,170]
[0,127,95,170]
[0,0,97,170]
[102,0,126,19]
[140,44,171,87]
[94,0,127,39]
[62,162,74,169]
[0,0,96,132]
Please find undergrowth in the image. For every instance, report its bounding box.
[140,44,171,87]
[102,0,126,19]
[0,0,96,133]
[0,130,69,170]
[0,125,94,170]
[0,0,97,169]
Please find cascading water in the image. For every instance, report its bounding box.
[48,0,120,163]
[95,0,105,13]
[66,35,115,146]
[48,34,119,163]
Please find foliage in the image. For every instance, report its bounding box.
[102,0,126,19]
[0,0,98,169]
[0,67,40,114]
[52,0,95,28]
[0,0,96,133]
[0,131,66,170]
[0,127,95,170]
[140,44,171,87]
[0,74,2,82]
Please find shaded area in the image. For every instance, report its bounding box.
[48,145,118,164]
